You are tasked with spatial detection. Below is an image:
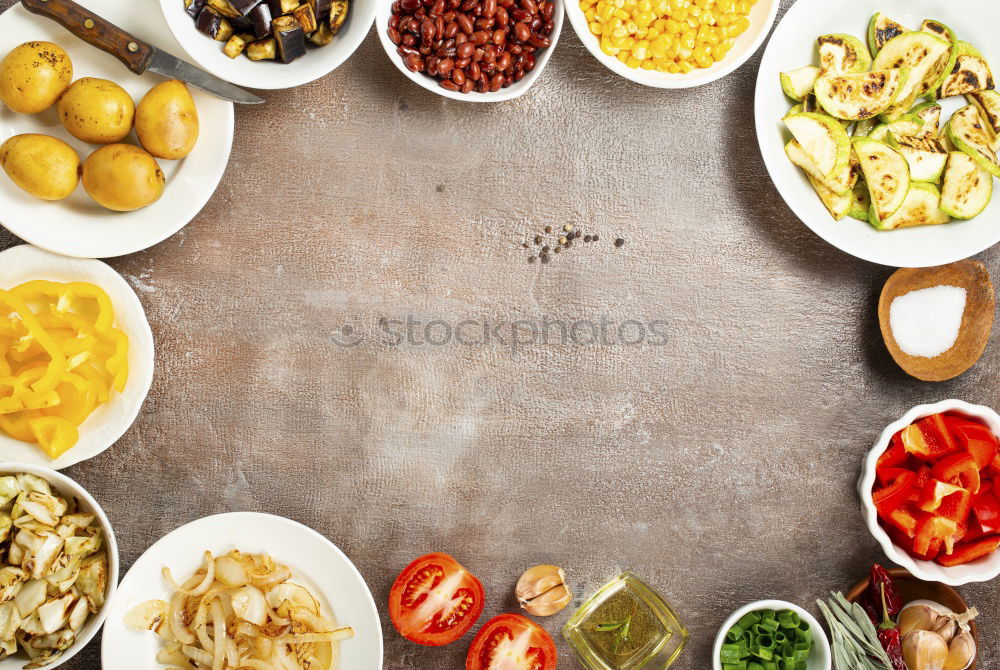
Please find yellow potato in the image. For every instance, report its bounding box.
[0,41,72,114]
[136,80,199,160]
[82,144,164,212]
[0,134,80,201]
[57,77,135,144]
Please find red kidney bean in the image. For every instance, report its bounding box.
[540,1,553,18]
[427,56,439,75]
[513,68,524,81]
[421,17,436,41]
[451,67,465,84]
[457,13,474,33]
[456,41,475,58]
[529,16,542,30]
[389,14,400,28]
[510,8,529,21]
[520,0,537,12]
[493,28,506,44]
[455,56,470,67]
[490,73,504,91]
[388,27,402,43]
[483,45,497,62]
[401,33,417,46]
[513,22,530,41]
[436,16,445,35]
[521,52,535,70]
[438,58,455,75]
[508,43,522,54]
[404,53,425,71]
[462,79,475,92]
[483,0,496,17]
[460,0,476,10]
[444,21,459,37]
[471,30,489,44]
[494,6,509,25]
[468,61,481,79]
[440,80,460,91]
[444,9,456,19]
[401,0,420,10]
[475,17,494,29]
[419,44,432,55]
[497,51,511,70]
[455,32,468,44]
[527,34,549,48]
[543,19,554,33]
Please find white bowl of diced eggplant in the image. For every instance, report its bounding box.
[756,2,1000,267]
[160,0,376,89]
[0,465,117,670]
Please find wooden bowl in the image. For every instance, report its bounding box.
[846,568,978,669]
[878,260,995,382]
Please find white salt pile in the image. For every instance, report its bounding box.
[889,285,967,358]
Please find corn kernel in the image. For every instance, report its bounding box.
[617,50,631,62]
[711,41,729,60]
[640,59,656,69]
[729,16,749,36]
[736,0,750,13]
[589,21,603,34]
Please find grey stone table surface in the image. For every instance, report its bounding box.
[2,0,999,667]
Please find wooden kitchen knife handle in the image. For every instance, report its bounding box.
[20,0,154,75]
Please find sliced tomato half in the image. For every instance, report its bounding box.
[389,552,485,646]
[466,614,557,670]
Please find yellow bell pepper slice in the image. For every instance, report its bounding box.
[29,416,78,459]
[0,290,66,399]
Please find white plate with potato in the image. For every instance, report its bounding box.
[101,512,383,670]
[0,0,233,259]
[754,0,1000,267]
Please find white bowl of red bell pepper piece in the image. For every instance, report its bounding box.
[860,400,1000,586]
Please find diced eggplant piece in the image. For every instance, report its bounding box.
[309,0,332,22]
[197,8,233,41]
[224,33,253,58]
[230,0,264,14]
[309,20,333,46]
[231,14,254,32]
[273,15,307,62]
[249,3,273,38]
[206,0,241,17]
[293,4,317,33]
[185,0,207,19]
[247,37,277,60]
[268,0,298,14]
[329,0,347,35]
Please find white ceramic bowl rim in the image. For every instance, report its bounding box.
[859,399,1000,586]
[374,0,565,102]
[0,462,119,670]
[564,0,778,88]
[712,599,832,670]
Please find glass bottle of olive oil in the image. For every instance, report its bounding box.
[563,573,688,670]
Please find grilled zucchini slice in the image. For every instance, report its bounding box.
[785,140,859,195]
[886,134,948,182]
[854,117,878,137]
[806,172,854,220]
[940,151,993,219]
[780,66,821,101]
[910,101,942,138]
[872,31,951,118]
[848,180,872,222]
[938,52,995,98]
[814,69,909,121]
[920,19,955,45]
[948,105,1000,177]
[967,90,1000,150]
[783,112,852,178]
[868,114,924,142]
[876,182,950,230]
[867,13,908,57]
[818,34,871,75]
[854,137,911,223]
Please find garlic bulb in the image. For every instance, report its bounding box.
[899,601,943,636]
[903,630,948,670]
[944,629,976,670]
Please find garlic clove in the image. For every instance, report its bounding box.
[934,615,958,644]
[515,565,571,617]
[899,599,956,636]
[943,629,976,670]
[903,630,949,670]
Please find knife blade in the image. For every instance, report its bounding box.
[20,0,263,104]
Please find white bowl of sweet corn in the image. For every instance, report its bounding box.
[566,0,778,87]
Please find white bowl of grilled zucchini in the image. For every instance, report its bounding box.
[160,0,376,89]
[0,464,118,670]
[755,0,1000,267]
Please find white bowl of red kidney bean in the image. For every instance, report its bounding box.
[376,0,563,100]
[564,0,777,89]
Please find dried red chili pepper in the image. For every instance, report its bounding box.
[867,564,903,618]
[875,582,906,670]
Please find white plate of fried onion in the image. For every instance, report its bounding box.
[100,512,382,670]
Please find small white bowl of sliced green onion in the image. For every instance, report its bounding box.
[713,600,831,670]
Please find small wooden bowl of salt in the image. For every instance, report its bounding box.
[879,260,995,382]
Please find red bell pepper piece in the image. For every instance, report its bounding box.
[885,502,921,539]
[973,486,1000,536]
[944,415,998,470]
[878,433,909,470]
[902,414,960,462]
[932,452,981,494]
[907,466,932,503]
[914,514,961,556]
[877,467,910,487]
[917,480,971,517]
[937,536,1000,567]
[873,470,916,516]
